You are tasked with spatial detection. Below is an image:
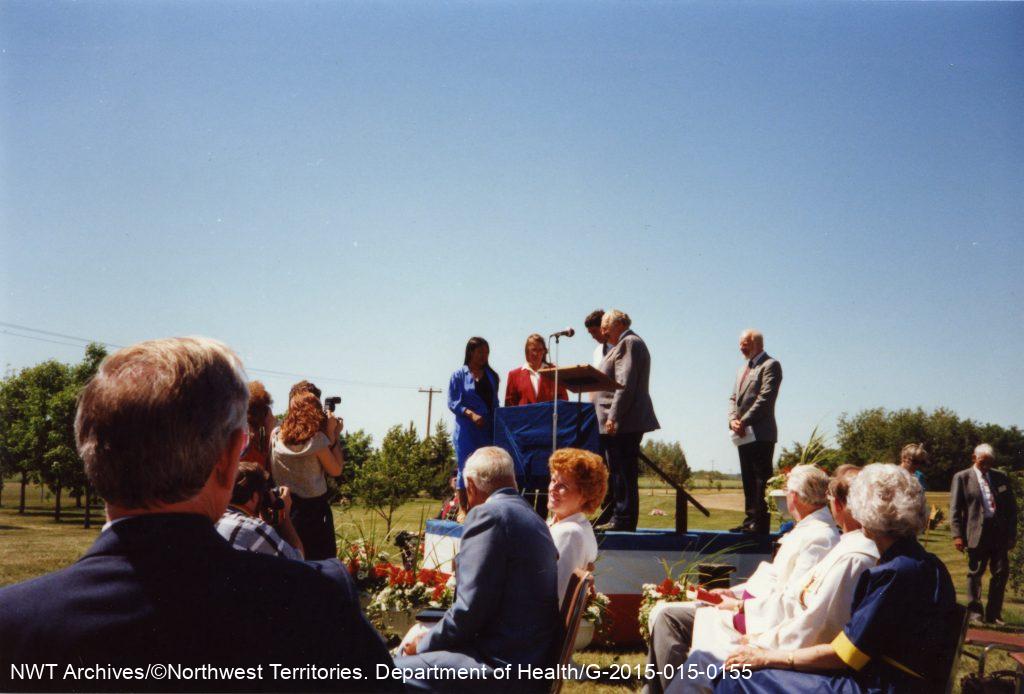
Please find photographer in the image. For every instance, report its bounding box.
[271,390,345,560]
[216,462,305,559]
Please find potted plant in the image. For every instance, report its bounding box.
[575,590,611,651]
[338,536,392,608]
[365,564,455,639]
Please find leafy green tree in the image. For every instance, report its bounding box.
[420,420,456,499]
[349,424,429,534]
[641,439,691,488]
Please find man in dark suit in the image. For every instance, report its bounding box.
[950,443,1019,624]
[395,446,560,691]
[594,309,660,532]
[0,337,396,692]
[728,329,783,534]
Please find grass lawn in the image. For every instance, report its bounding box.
[1,481,1021,692]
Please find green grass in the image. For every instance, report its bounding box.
[1,482,1020,692]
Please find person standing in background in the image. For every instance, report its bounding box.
[585,309,609,368]
[950,443,1018,624]
[899,442,930,490]
[728,329,783,534]
[449,337,500,516]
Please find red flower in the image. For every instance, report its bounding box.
[656,578,681,597]
[346,559,359,575]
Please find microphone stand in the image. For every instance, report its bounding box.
[548,334,561,454]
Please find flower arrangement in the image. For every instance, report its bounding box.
[638,578,686,645]
[365,563,455,638]
[583,590,612,640]
[339,538,392,593]
[764,467,792,517]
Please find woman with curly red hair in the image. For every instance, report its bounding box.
[271,390,344,560]
[240,381,276,472]
[547,447,608,603]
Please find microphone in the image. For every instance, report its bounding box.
[549,327,575,339]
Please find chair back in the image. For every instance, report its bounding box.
[548,568,594,694]
[943,603,971,694]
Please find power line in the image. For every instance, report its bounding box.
[0,320,431,392]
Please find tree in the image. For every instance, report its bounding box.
[420,420,456,499]
[325,429,375,503]
[777,426,840,473]
[349,425,430,534]
[641,439,691,488]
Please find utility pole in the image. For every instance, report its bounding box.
[418,387,441,438]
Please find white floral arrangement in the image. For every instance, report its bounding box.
[638,579,687,646]
[365,566,455,637]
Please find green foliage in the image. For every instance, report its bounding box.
[420,420,456,499]
[836,407,1024,490]
[1010,472,1024,597]
[0,344,107,522]
[349,425,431,533]
[641,439,691,488]
[777,426,840,473]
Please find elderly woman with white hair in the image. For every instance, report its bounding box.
[717,464,959,694]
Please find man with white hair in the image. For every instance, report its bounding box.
[0,337,396,692]
[950,443,1018,624]
[729,329,782,534]
[644,465,837,694]
[395,446,560,691]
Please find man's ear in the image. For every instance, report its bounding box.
[213,429,245,488]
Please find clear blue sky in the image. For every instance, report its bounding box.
[2,1,1021,474]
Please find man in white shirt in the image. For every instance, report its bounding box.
[670,465,878,693]
[585,309,609,368]
[643,465,838,694]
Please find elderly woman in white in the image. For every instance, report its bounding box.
[547,448,608,604]
[669,465,879,693]
[645,464,839,694]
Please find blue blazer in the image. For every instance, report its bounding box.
[0,514,398,692]
[420,488,560,670]
[448,365,500,466]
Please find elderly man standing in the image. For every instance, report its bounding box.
[951,443,1019,624]
[0,337,395,692]
[594,309,660,532]
[395,446,560,692]
[729,329,782,534]
[644,465,837,694]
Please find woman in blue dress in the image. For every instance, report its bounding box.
[448,336,500,515]
[715,463,959,694]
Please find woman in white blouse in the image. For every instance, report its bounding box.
[547,448,609,604]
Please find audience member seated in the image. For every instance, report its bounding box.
[0,337,396,692]
[671,465,879,693]
[394,446,560,692]
[644,464,838,694]
[271,390,344,560]
[216,461,304,559]
[240,380,276,473]
[547,448,608,604]
[718,463,959,694]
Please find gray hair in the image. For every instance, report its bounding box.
[848,463,927,538]
[600,309,631,330]
[785,464,829,506]
[76,337,249,508]
[741,329,764,350]
[974,443,995,461]
[464,446,517,494]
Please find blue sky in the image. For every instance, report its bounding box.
[2,1,1021,475]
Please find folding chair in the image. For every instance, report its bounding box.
[548,568,594,694]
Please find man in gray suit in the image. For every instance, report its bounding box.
[950,443,1019,624]
[395,446,560,691]
[594,309,660,531]
[728,329,783,534]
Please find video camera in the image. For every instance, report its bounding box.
[324,396,341,413]
[260,481,285,525]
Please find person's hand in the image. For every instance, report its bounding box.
[724,645,776,672]
[278,485,293,516]
[402,623,429,655]
[954,537,965,552]
[606,419,618,435]
[716,596,742,612]
[325,415,343,440]
[469,411,486,429]
[730,419,746,435]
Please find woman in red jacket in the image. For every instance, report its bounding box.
[505,333,569,406]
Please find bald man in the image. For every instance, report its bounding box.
[728,330,783,534]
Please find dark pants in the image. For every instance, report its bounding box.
[290,493,337,561]
[738,440,775,533]
[603,432,643,531]
[966,519,1010,621]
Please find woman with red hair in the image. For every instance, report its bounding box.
[271,391,344,560]
[240,381,276,473]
